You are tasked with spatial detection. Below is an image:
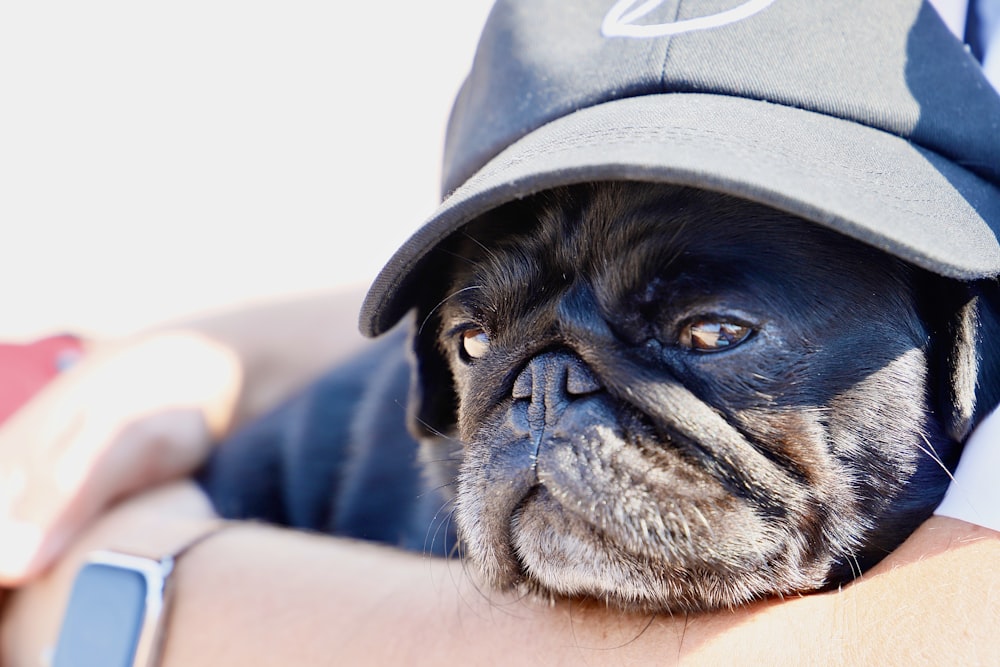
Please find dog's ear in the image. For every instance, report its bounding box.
[404,311,459,440]
[930,276,1000,442]
[969,279,1000,428]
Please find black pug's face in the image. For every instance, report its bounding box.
[418,182,963,613]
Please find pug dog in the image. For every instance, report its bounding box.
[199,181,1000,613]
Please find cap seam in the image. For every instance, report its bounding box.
[457,118,963,222]
[657,0,683,89]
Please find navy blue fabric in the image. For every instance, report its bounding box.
[966,0,985,62]
[197,325,456,556]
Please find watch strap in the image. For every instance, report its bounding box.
[51,521,232,667]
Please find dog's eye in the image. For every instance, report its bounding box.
[461,328,491,360]
[680,320,752,352]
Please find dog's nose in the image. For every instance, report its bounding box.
[512,350,601,428]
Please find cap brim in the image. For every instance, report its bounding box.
[361,93,1000,337]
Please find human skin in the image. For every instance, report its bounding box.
[1,287,997,664]
[2,481,997,666]
[0,287,369,586]
[163,515,999,666]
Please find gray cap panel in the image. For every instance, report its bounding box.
[361,0,1000,337]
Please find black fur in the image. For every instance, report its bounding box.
[199,182,1000,612]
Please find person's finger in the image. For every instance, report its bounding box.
[0,332,241,584]
[0,407,211,584]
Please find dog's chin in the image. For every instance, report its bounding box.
[512,487,695,609]
[454,409,833,613]
[510,493,815,612]
[462,480,831,613]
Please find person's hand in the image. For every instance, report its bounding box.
[0,332,241,586]
[0,480,221,666]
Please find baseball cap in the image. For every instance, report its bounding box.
[360,0,1000,337]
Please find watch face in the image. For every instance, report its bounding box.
[53,561,152,667]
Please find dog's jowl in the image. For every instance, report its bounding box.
[202,182,998,613]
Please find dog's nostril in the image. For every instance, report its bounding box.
[513,366,534,399]
[566,362,601,395]
[511,351,601,402]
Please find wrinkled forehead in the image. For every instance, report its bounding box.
[434,182,914,315]
[447,182,904,276]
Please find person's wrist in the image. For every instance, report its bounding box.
[155,522,252,666]
[49,522,233,667]
[0,482,219,666]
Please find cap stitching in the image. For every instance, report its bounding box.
[459,124,957,220]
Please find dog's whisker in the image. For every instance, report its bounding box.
[408,417,463,445]
[420,453,464,465]
[846,553,864,584]
[455,552,523,617]
[424,496,459,556]
[458,229,496,256]
[434,243,492,268]
[389,398,463,447]
[915,432,958,484]
[417,285,484,336]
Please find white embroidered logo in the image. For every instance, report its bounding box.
[602,0,777,38]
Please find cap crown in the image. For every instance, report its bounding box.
[359,0,1000,337]
[443,0,1000,197]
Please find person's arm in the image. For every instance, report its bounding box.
[149,517,1000,666]
[3,481,997,666]
[0,286,368,585]
[168,285,370,427]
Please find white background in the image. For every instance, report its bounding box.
[0,1,495,340]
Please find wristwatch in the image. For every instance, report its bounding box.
[50,523,228,667]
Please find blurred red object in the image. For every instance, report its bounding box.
[0,335,85,426]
